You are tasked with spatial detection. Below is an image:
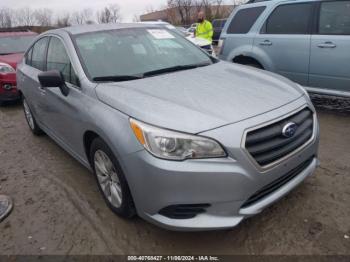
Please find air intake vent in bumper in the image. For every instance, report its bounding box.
[241,157,314,208]
[245,108,314,166]
[159,204,210,219]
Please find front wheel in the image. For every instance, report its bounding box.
[23,97,43,136]
[90,138,135,218]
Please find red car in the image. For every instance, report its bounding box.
[0,30,37,104]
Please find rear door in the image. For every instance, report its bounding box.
[309,0,350,92]
[253,2,315,85]
[18,37,49,122]
[220,6,266,59]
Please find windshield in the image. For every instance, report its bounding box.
[74,28,213,81]
[0,35,36,55]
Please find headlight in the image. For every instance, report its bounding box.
[130,119,227,160]
[0,63,15,74]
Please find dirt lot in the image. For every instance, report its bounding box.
[0,100,349,255]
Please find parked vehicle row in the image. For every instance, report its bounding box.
[17,24,319,231]
[219,0,350,97]
[212,19,227,43]
[0,30,37,104]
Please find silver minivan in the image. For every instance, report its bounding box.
[219,0,350,97]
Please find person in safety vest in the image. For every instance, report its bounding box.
[195,11,213,50]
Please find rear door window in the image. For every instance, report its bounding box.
[227,6,266,34]
[31,37,49,71]
[264,3,314,34]
[318,1,350,35]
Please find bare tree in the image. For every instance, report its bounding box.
[145,5,155,14]
[0,8,13,28]
[231,0,248,6]
[72,8,93,25]
[132,14,141,22]
[34,8,53,26]
[213,0,223,18]
[97,4,121,24]
[15,7,36,26]
[55,12,71,27]
[167,0,193,25]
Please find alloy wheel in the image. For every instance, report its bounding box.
[94,150,123,208]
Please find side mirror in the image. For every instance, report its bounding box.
[38,70,69,96]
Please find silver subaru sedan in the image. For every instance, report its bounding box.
[17,24,320,231]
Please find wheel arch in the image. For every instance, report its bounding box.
[232,55,264,69]
[83,130,101,166]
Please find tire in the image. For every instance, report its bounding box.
[90,138,136,218]
[23,97,44,136]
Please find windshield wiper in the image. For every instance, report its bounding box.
[93,75,143,82]
[142,63,211,77]
[92,63,211,82]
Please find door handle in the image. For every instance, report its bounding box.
[39,86,46,95]
[259,40,272,46]
[317,42,336,48]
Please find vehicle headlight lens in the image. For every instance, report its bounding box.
[130,119,227,160]
[0,63,15,74]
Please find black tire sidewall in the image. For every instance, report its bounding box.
[22,97,43,136]
[90,138,135,218]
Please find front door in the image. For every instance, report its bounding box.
[40,36,84,154]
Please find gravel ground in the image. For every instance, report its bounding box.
[0,99,349,255]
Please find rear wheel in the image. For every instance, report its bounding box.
[23,97,43,136]
[90,138,135,218]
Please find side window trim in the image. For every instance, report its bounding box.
[46,35,80,88]
[25,47,33,66]
[28,36,49,71]
[261,2,316,35]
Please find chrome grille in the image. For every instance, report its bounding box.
[245,108,314,166]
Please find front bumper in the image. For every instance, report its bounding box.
[0,74,20,102]
[121,99,320,231]
[0,90,21,102]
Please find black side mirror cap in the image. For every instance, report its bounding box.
[38,70,69,96]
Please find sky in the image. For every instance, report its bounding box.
[1,0,168,22]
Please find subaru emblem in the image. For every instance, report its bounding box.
[282,122,298,138]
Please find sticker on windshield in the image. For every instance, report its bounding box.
[147,29,175,39]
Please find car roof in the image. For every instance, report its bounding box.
[49,23,162,36]
[0,31,38,37]
[138,21,170,25]
[244,0,320,7]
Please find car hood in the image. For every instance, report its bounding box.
[95,61,303,133]
[0,53,24,69]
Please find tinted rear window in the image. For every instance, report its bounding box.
[227,6,266,34]
[318,1,350,35]
[265,3,313,34]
